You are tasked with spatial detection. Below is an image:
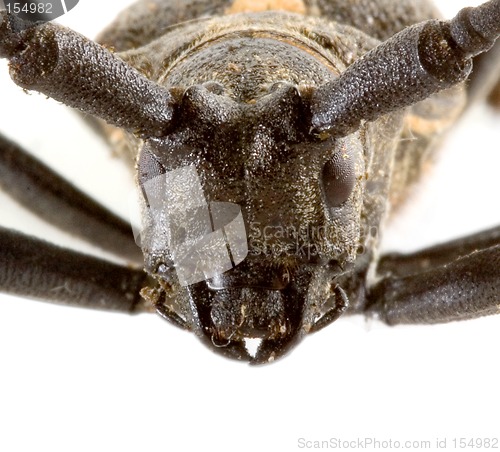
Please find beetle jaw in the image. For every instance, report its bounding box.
[186,282,307,364]
[146,260,347,364]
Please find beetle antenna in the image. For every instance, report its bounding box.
[0,12,175,138]
[310,0,500,137]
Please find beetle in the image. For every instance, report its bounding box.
[0,0,499,364]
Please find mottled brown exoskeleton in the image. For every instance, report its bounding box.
[0,0,499,364]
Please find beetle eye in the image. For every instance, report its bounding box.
[321,148,356,208]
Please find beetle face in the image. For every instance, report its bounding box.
[136,82,365,362]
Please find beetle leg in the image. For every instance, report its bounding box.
[0,12,174,138]
[377,225,500,279]
[0,132,142,262]
[0,227,150,312]
[366,229,500,324]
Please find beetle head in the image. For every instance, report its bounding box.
[136,82,365,363]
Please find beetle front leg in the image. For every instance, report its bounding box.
[0,132,142,262]
[366,234,500,325]
[377,225,500,279]
[0,226,150,312]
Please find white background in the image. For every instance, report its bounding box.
[0,1,499,451]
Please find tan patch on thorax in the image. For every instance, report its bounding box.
[226,0,307,15]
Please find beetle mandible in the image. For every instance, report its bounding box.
[0,0,499,364]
